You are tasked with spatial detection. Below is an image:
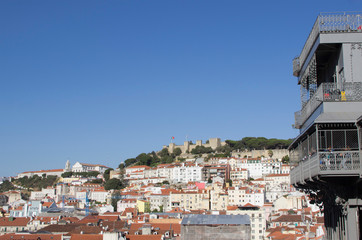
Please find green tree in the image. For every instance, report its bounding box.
[111,191,121,211]
[0,180,14,192]
[103,168,114,182]
[124,158,137,167]
[191,146,213,154]
[282,155,290,164]
[104,178,123,190]
[87,171,100,178]
[227,179,232,187]
[90,179,103,184]
[136,153,153,166]
[207,178,212,183]
[173,148,182,156]
[118,163,125,169]
[144,203,151,213]
[61,172,73,178]
[268,150,274,158]
[159,148,169,158]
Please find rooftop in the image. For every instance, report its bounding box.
[181,214,250,225]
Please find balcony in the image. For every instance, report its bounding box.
[290,151,361,185]
[294,82,362,129]
[296,12,362,73]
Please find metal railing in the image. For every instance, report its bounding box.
[296,12,362,75]
[294,82,362,128]
[290,151,361,185]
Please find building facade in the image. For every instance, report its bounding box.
[289,12,362,239]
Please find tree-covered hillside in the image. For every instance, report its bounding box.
[225,137,293,151]
[122,137,292,168]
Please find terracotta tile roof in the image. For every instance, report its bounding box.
[272,215,310,223]
[267,231,303,239]
[99,221,126,231]
[70,234,103,240]
[266,174,290,177]
[38,223,83,233]
[42,202,54,208]
[127,165,151,169]
[242,203,258,208]
[67,225,103,234]
[97,215,119,221]
[78,215,100,224]
[0,234,62,240]
[67,217,81,222]
[167,207,183,213]
[121,208,137,217]
[101,212,121,216]
[227,206,238,210]
[316,216,324,223]
[0,217,30,226]
[126,235,163,240]
[21,169,64,174]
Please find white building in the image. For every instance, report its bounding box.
[30,187,56,200]
[228,186,265,207]
[227,205,266,240]
[117,198,137,212]
[71,162,110,174]
[171,163,202,183]
[156,164,173,180]
[125,165,151,175]
[230,168,249,181]
[236,159,282,179]
[17,169,64,179]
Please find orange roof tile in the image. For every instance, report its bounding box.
[71,234,103,240]
[0,234,62,240]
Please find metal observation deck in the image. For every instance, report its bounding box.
[293,12,362,77]
[294,82,362,129]
[290,151,361,185]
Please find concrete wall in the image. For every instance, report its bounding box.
[181,224,251,240]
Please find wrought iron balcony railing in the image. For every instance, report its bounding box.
[296,12,362,75]
[294,82,362,129]
[290,151,361,185]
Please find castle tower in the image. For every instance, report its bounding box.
[64,160,71,172]
[209,138,221,150]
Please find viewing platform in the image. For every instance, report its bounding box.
[290,150,361,185]
[294,82,362,129]
[293,12,362,77]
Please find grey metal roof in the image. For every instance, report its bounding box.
[181,214,250,225]
[314,112,362,123]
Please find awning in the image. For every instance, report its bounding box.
[314,112,362,123]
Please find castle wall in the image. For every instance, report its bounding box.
[163,138,224,154]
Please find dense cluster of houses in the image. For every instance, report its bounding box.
[0,157,326,239]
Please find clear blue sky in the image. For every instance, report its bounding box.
[1,0,360,177]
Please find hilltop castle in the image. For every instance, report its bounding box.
[163,138,226,154]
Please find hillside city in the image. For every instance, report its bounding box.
[0,138,326,240]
